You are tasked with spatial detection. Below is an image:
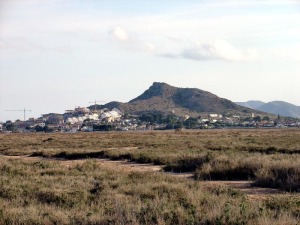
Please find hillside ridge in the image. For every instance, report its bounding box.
[89,82,268,117]
[236,100,300,118]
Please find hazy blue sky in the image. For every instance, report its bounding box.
[1,0,300,121]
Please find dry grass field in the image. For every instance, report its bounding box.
[0,129,300,224]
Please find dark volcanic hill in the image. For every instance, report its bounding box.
[91,82,266,117]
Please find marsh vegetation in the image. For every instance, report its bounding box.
[0,129,299,224]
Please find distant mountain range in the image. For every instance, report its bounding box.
[236,101,300,118]
[90,82,268,117]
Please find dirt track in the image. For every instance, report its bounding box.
[2,154,295,200]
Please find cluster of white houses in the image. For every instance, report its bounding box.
[1,107,299,133]
[0,107,124,133]
[64,107,122,124]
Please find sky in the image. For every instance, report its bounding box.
[1,0,300,122]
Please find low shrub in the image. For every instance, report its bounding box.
[164,154,212,172]
[254,163,300,192]
[194,156,261,180]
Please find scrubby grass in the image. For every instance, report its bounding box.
[0,157,299,224]
[1,129,300,192]
[1,129,300,157]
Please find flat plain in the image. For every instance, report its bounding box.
[0,129,299,224]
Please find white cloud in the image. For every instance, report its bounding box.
[2,0,294,63]
[180,40,258,61]
[158,40,258,62]
[108,26,157,54]
[108,24,258,62]
[109,28,258,62]
[110,26,132,42]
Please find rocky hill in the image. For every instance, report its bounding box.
[91,82,267,117]
[235,100,265,109]
[236,100,300,118]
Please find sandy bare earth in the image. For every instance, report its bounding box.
[1,154,298,200]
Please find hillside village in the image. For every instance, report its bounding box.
[2,82,300,133]
[1,106,299,133]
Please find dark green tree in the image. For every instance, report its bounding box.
[183,117,198,129]
[93,124,115,131]
[5,121,16,132]
[254,116,261,122]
